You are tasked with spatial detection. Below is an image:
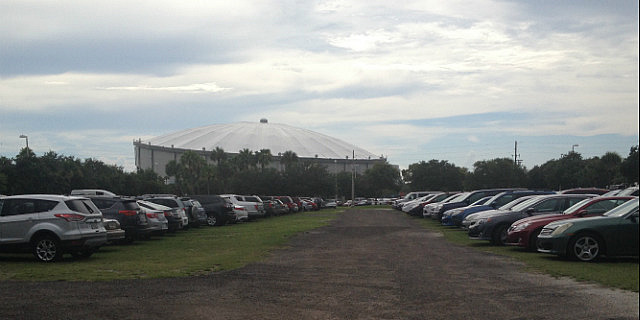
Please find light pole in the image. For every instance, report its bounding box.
[334,159,338,202]
[19,134,29,157]
[571,144,579,153]
[351,150,355,206]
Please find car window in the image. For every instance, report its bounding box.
[584,199,620,215]
[91,198,116,209]
[604,198,639,217]
[0,199,58,216]
[533,198,561,213]
[65,199,98,214]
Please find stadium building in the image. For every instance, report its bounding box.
[134,119,387,178]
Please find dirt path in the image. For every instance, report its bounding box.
[1,208,638,319]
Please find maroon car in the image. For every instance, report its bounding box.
[505,196,634,251]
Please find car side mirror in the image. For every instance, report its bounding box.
[525,207,535,216]
[575,209,587,217]
[628,212,639,223]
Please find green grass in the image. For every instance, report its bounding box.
[0,209,342,281]
[415,214,639,292]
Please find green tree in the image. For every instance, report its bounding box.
[255,149,273,172]
[280,151,299,172]
[404,160,465,191]
[467,158,527,189]
[621,145,639,184]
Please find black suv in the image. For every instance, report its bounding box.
[189,195,235,226]
[87,196,153,242]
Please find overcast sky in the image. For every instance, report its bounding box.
[1,0,638,172]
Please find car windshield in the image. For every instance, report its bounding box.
[510,196,546,212]
[497,196,532,210]
[471,196,492,206]
[562,198,592,215]
[447,193,468,203]
[603,198,638,217]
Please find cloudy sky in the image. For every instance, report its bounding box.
[1,0,638,172]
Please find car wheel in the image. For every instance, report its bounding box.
[528,228,543,251]
[568,233,602,262]
[32,235,63,262]
[491,224,508,246]
[206,215,217,226]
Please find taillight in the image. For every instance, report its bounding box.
[164,211,171,217]
[254,204,258,210]
[146,212,158,219]
[235,205,245,211]
[54,213,85,222]
[119,210,138,216]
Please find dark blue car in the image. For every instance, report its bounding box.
[432,188,524,221]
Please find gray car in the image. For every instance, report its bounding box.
[467,194,594,245]
[0,194,107,262]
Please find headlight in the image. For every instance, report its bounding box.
[477,218,488,225]
[550,223,573,236]
[512,222,530,232]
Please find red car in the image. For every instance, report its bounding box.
[505,196,634,251]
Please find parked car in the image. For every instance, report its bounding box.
[87,195,153,242]
[404,193,449,217]
[70,189,117,197]
[424,193,467,218]
[431,188,524,221]
[140,196,187,232]
[467,194,593,245]
[275,196,299,213]
[0,194,107,262]
[443,190,556,227]
[537,198,639,261]
[461,196,539,230]
[237,195,266,218]
[559,188,608,195]
[102,218,126,243]
[180,198,208,227]
[506,196,634,250]
[136,200,170,235]
[440,196,493,225]
[392,191,436,210]
[222,194,264,220]
[189,194,236,226]
[138,199,183,232]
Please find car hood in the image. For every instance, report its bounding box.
[511,213,565,226]
[545,214,617,228]
[464,209,505,222]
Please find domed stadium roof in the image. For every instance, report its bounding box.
[143,119,380,160]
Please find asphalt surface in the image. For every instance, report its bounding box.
[0,208,638,319]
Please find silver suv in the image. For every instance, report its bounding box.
[0,194,107,262]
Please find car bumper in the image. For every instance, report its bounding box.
[536,235,569,256]
[505,230,529,248]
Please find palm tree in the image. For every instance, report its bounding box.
[210,147,227,166]
[256,149,272,172]
[235,148,254,171]
[280,150,298,172]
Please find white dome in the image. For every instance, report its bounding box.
[143,121,379,160]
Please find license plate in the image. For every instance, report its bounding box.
[90,223,98,229]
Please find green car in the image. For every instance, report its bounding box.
[537,198,638,262]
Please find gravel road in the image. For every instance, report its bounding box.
[0,208,638,319]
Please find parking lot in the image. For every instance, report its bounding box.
[0,208,637,319]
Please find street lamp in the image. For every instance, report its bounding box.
[572,144,579,153]
[19,134,29,157]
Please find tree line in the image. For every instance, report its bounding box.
[0,145,637,198]
[402,146,638,192]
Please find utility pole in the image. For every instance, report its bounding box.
[351,150,355,206]
[512,141,521,166]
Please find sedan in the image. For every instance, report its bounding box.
[537,198,639,261]
[506,196,634,251]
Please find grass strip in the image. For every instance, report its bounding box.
[0,209,342,281]
[414,213,639,292]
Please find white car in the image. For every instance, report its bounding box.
[221,194,262,220]
[0,194,107,262]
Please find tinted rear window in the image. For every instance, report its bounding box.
[65,199,99,214]
[147,198,178,208]
[122,200,140,210]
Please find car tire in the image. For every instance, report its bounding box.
[491,224,508,246]
[32,235,63,262]
[206,215,217,226]
[568,233,603,262]
[528,228,543,251]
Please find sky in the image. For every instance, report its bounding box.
[1,0,638,172]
